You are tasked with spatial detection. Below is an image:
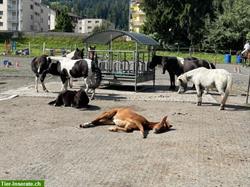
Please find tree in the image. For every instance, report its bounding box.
[92,21,114,33]
[54,5,74,32]
[204,0,250,50]
[141,0,214,47]
[42,0,130,30]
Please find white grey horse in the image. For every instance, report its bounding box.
[177,67,233,110]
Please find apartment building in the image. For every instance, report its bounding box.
[0,0,55,32]
[129,0,145,33]
[75,19,114,34]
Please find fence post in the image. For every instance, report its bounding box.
[29,42,31,56]
[43,42,46,54]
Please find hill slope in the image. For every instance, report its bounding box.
[42,0,130,30]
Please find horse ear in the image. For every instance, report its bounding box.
[160,116,167,125]
[47,57,51,63]
[164,116,172,128]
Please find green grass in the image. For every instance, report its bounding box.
[0,35,237,64]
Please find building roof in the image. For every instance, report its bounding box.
[83,30,159,46]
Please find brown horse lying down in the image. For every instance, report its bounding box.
[80,107,172,138]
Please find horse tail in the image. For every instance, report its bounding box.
[48,100,56,105]
[221,74,233,105]
[92,67,102,89]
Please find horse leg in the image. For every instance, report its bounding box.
[60,75,68,91]
[195,84,203,106]
[84,77,90,96]
[90,89,95,100]
[69,78,73,88]
[169,73,176,90]
[35,75,39,92]
[217,87,226,110]
[40,71,49,92]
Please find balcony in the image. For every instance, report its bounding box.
[7,5,17,12]
[7,16,18,23]
[131,9,145,15]
[131,20,144,27]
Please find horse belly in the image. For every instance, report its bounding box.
[113,118,127,127]
[60,59,78,76]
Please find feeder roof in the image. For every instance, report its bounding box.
[83,29,159,46]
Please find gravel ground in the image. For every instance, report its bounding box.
[0,56,249,187]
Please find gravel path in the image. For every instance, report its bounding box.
[0,56,249,187]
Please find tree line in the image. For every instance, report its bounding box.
[42,0,129,30]
[141,0,250,51]
[42,0,250,51]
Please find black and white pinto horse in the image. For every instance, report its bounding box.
[148,55,216,90]
[31,49,83,92]
[31,48,102,100]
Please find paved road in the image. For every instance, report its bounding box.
[0,56,249,187]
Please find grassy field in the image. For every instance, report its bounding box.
[0,35,237,64]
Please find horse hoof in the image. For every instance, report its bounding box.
[108,127,117,132]
[219,107,225,110]
[80,122,94,128]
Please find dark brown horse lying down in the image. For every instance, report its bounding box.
[80,108,172,138]
[48,89,89,108]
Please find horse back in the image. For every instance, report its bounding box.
[162,56,184,75]
[69,59,89,78]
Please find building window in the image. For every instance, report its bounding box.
[31,15,33,20]
[88,21,91,23]
[41,9,43,13]
[95,21,99,23]
[88,26,92,29]
[0,11,3,16]
[0,0,3,4]
[30,5,33,9]
[0,22,3,26]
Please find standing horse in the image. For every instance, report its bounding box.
[42,49,102,100]
[148,55,215,90]
[31,48,83,92]
[241,51,250,66]
[177,67,232,110]
[31,55,51,92]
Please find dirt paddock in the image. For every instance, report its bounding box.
[0,57,249,186]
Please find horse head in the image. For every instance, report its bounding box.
[88,46,96,61]
[177,74,188,94]
[148,55,162,69]
[72,48,84,60]
[153,116,172,134]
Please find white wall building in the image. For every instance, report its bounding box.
[0,0,55,32]
[75,19,113,34]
